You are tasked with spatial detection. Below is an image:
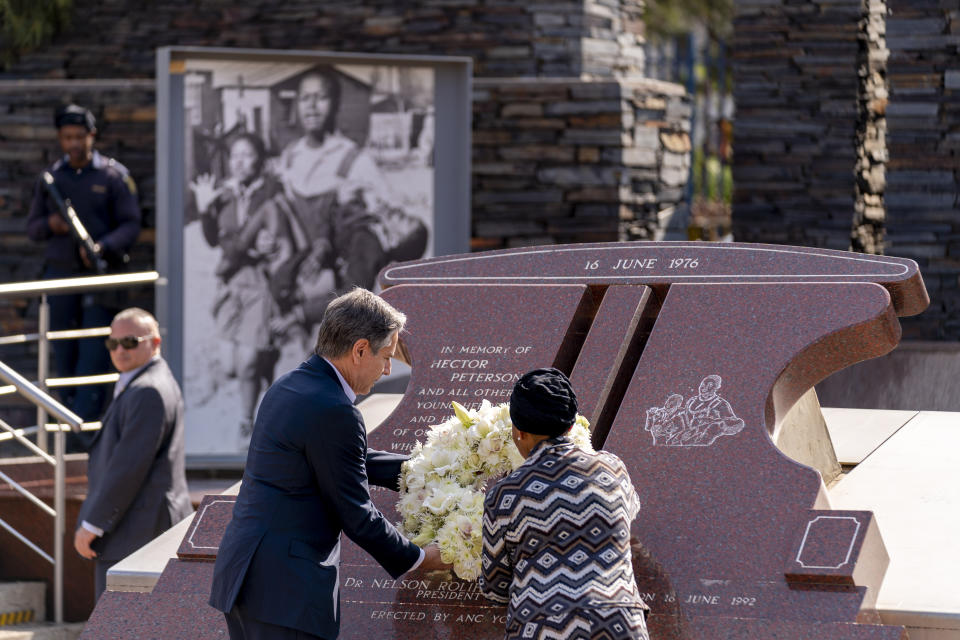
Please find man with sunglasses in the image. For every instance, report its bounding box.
[74,307,192,600]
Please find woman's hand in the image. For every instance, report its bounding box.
[190,173,223,214]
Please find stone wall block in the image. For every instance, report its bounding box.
[569,83,622,99]
[537,166,621,186]
[500,102,544,117]
[618,148,658,167]
[499,146,577,162]
[560,129,630,145]
[543,100,623,115]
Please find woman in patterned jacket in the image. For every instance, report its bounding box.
[480,368,650,640]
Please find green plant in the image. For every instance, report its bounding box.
[0,0,73,67]
[644,0,734,40]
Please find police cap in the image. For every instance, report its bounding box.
[54,104,96,132]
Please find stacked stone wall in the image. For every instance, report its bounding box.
[731,0,864,250]
[3,0,645,80]
[732,0,960,340]
[885,0,960,339]
[851,0,888,255]
[471,78,690,248]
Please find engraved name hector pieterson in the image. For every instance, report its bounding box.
[644,375,745,447]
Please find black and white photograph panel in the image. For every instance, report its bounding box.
[180,58,435,454]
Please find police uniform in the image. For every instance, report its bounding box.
[25,105,142,430]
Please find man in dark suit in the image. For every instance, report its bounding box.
[73,307,193,599]
[210,288,448,639]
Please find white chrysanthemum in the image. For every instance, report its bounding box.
[424,447,458,476]
[476,433,503,461]
[397,400,591,581]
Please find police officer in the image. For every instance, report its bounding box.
[26,104,142,446]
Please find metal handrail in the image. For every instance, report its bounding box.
[0,422,102,443]
[47,373,119,388]
[0,361,82,429]
[0,363,69,622]
[0,326,111,347]
[0,519,54,565]
[0,374,120,397]
[0,271,160,298]
[0,469,57,517]
[0,418,56,463]
[0,270,160,623]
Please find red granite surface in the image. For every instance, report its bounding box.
[606,282,901,634]
[673,615,908,639]
[153,558,217,595]
[784,508,890,614]
[176,495,236,560]
[81,241,929,638]
[79,590,227,639]
[379,242,929,317]
[363,243,925,639]
[340,284,596,638]
[80,524,229,640]
[569,284,657,448]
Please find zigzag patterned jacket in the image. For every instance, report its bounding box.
[480,436,650,639]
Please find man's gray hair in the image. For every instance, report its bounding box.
[113,307,160,337]
[314,289,406,359]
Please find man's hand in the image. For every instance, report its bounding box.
[48,213,70,235]
[74,527,98,560]
[78,243,101,270]
[416,545,453,572]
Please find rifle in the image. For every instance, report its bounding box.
[41,171,109,274]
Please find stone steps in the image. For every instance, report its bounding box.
[0,582,83,640]
[0,583,44,626]
[0,623,84,640]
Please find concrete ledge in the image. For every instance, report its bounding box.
[821,407,918,465]
[0,622,84,640]
[827,411,960,640]
[817,342,960,412]
[0,583,44,621]
[105,512,206,593]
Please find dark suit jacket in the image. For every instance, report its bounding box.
[78,357,193,562]
[209,355,420,638]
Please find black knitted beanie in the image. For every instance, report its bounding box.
[509,367,579,436]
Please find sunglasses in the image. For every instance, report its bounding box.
[105,335,151,351]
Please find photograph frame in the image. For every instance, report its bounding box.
[156,46,472,468]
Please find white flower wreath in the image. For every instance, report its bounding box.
[397,399,593,581]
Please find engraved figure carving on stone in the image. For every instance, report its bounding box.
[644,375,745,446]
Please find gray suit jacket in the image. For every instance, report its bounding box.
[78,357,193,562]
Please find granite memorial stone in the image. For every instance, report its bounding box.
[80,241,927,639]
[358,241,925,639]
